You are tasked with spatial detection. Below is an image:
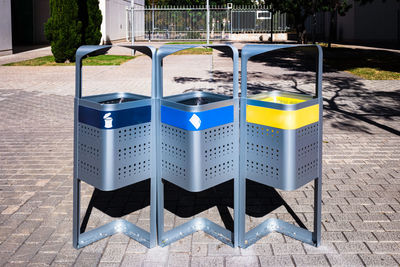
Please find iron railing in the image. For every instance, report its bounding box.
[127,5,288,41]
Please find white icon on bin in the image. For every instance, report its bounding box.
[103,113,113,128]
[189,114,201,130]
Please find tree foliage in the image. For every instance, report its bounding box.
[45,0,82,63]
[80,0,103,45]
[45,0,102,63]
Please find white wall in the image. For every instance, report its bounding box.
[100,0,145,43]
[0,0,13,55]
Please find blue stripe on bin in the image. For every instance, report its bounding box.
[161,105,233,131]
[79,105,151,129]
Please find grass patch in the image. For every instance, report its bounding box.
[166,41,213,55]
[166,41,212,44]
[4,55,135,66]
[172,47,213,55]
[323,46,400,80]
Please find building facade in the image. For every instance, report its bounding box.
[0,0,144,55]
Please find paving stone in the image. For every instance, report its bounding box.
[271,243,305,255]
[74,252,102,266]
[120,253,146,267]
[373,231,400,242]
[29,252,57,265]
[190,256,224,267]
[240,243,273,256]
[259,255,294,266]
[343,231,377,242]
[351,222,384,231]
[366,242,400,254]
[125,239,148,254]
[380,221,400,231]
[359,254,399,266]
[8,243,41,263]
[292,255,330,267]
[169,235,192,253]
[334,242,371,254]
[326,254,364,266]
[225,255,259,267]
[144,246,169,264]
[323,222,354,232]
[167,252,190,267]
[303,243,338,254]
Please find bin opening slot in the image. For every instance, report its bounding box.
[177,96,224,106]
[99,97,140,104]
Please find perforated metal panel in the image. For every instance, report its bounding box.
[246,122,319,191]
[78,122,151,191]
[161,123,235,192]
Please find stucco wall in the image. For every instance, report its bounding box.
[100,0,145,43]
[0,0,13,55]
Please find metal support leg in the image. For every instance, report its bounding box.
[72,178,80,249]
[241,176,322,248]
[73,179,155,249]
[313,174,322,246]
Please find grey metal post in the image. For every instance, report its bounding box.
[152,5,155,40]
[156,54,164,246]
[313,45,323,246]
[238,56,248,247]
[72,56,83,248]
[207,0,210,44]
[230,6,233,34]
[270,11,273,43]
[131,1,135,55]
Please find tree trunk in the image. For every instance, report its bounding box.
[328,10,336,48]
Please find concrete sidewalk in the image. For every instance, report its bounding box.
[0,46,399,266]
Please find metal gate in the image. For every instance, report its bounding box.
[126,5,288,41]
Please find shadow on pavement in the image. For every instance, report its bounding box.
[81,179,307,233]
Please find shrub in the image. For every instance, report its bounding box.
[45,0,82,63]
[79,0,103,45]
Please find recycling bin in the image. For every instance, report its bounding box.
[238,44,323,248]
[160,91,235,192]
[73,45,157,249]
[77,92,151,191]
[245,90,320,190]
[156,44,240,248]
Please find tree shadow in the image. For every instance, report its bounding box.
[244,48,400,136]
[163,179,306,232]
[80,179,150,233]
[80,179,308,233]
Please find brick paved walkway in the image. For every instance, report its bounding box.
[0,46,399,266]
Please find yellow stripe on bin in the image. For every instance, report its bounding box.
[246,104,319,130]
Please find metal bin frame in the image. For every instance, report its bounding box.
[238,44,323,248]
[73,45,158,249]
[155,44,241,247]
